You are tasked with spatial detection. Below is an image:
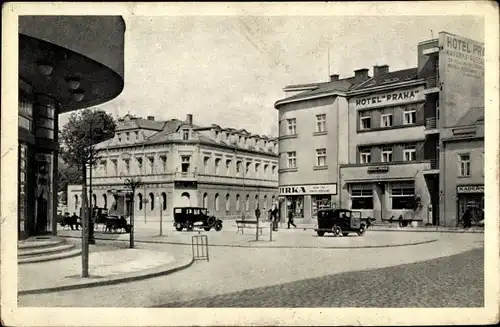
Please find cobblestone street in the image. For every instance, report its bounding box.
[160,248,484,308]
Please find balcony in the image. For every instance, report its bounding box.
[174,171,197,181]
[423,158,440,174]
[424,117,439,134]
[423,76,440,95]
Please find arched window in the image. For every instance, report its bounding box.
[225,193,230,212]
[137,193,143,210]
[181,192,190,206]
[245,194,250,211]
[161,192,167,211]
[263,195,268,210]
[236,194,240,211]
[74,195,79,210]
[215,193,220,211]
[255,194,259,209]
[203,193,208,208]
[92,194,97,207]
[149,193,155,210]
[102,194,107,209]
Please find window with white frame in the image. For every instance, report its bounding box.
[215,158,221,174]
[272,165,277,175]
[111,159,117,175]
[245,162,251,175]
[236,194,241,211]
[126,132,130,141]
[203,156,210,172]
[236,161,242,175]
[287,151,297,169]
[245,194,250,211]
[148,157,155,174]
[459,154,470,176]
[182,129,189,140]
[181,156,190,173]
[136,157,143,174]
[263,195,268,210]
[214,193,220,211]
[390,182,415,209]
[287,118,297,135]
[381,146,393,162]
[316,148,327,166]
[255,163,260,175]
[360,113,371,130]
[403,106,417,125]
[350,183,373,209]
[226,159,232,174]
[123,159,130,175]
[316,114,326,132]
[159,155,167,172]
[264,164,269,176]
[403,144,417,161]
[359,147,371,164]
[381,113,393,127]
[225,194,230,212]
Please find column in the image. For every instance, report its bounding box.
[373,183,383,221]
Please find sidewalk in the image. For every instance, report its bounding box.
[18,240,193,295]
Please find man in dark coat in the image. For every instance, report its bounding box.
[287,208,297,229]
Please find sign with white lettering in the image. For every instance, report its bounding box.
[279,183,337,196]
[439,32,484,126]
[457,185,484,194]
[367,165,390,173]
[352,86,425,109]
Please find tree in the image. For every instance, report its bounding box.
[55,157,82,206]
[59,108,116,278]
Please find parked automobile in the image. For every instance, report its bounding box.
[315,208,367,237]
[173,207,223,232]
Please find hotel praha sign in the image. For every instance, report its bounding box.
[352,86,425,110]
[457,185,484,194]
[279,183,337,196]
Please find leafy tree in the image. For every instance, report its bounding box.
[56,157,82,205]
[59,108,116,277]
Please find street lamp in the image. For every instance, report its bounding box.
[156,193,164,236]
[123,177,143,248]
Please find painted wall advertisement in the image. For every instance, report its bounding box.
[439,32,484,127]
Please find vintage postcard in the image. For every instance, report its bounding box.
[1,1,499,326]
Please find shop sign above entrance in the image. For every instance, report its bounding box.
[279,183,337,196]
[367,165,390,173]
[457,185,484,193]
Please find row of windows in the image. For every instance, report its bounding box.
[285,148,327,169]
[202,193,276,212]
[350,182,416,210]
[203,156,277,177]
[359,104,421,130]
[211,130,277,150]
[285,114,327,136]
[358,143,420,164]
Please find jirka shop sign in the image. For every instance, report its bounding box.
[279,183,337,195]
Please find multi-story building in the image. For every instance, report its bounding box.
[275,31,484,227]
[273,70,371,222]
[340,67,431,224]
[67,114,279,222]
[17,16,125,239]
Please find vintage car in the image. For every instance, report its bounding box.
[315,208,367,237]
[173,207,223,232]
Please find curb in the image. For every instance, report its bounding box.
[18,254,195,296]
[57,234,438,250]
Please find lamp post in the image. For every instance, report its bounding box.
[156,193,163,236]
[123,177,143,248]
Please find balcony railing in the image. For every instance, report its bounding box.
[429,158,439,170]
[426,76,439,88]
[425,117,437,130]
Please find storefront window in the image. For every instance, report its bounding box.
[18,143,28,236]
[311,195,331,219]
[390,182,415,209]
[458,193,484,222]
[286,195,304,218]
[351,183,373,209]
[34,153,53,233]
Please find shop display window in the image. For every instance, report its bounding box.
[351,183,373,209]
[390,182,415,209]
[286,195,304,218]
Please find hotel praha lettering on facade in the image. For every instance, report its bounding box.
[354,86,425,110]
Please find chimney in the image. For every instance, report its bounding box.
[329,74,339,82]
[147,116,155,121]
[186,114,193,125]
[354,68,369,81]
[373,65,389,77]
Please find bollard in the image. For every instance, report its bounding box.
[269,222,273,242]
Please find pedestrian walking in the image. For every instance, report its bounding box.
[287,208,297,229]
[462,208,472,229]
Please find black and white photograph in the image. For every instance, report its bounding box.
[2,1,499,326]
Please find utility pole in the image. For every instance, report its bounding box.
[124,177,143,248]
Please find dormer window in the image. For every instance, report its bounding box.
[135,131,139,140]
[126,132,130,141]
[117,133,122,142]
[215,131,220,140]
[182,129,189,140]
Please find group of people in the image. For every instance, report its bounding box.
[253,205,297,231]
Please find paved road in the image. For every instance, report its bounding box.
[18,233,483,308]
[159,248,483,308]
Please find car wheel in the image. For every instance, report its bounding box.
[214,220,223,231]
[357,225,366,236]
[342,233,349,237]
[175,222,183,231]
[317,230,325,237]
[186,221,194,231]
[204,227,211,232]
[333,225,342,236]
[207,216,216,226]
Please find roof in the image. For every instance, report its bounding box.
[116,114,165,132]
[144,119,187,144]
[456,107,484,126]
[351,68,419,91]
[274,77,361,107]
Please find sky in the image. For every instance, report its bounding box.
[59,15,484,137]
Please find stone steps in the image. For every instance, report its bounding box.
[18,236,82,265]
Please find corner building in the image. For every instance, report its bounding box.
[274,70,371,222]
[18,16,125,239]
[67,114,279,222]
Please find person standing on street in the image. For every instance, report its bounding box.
[287,208,297,229]
[255,206,261,221]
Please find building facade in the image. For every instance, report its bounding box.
[274,70,371,222]
[67,114,279,222]
[18,16,125,239]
